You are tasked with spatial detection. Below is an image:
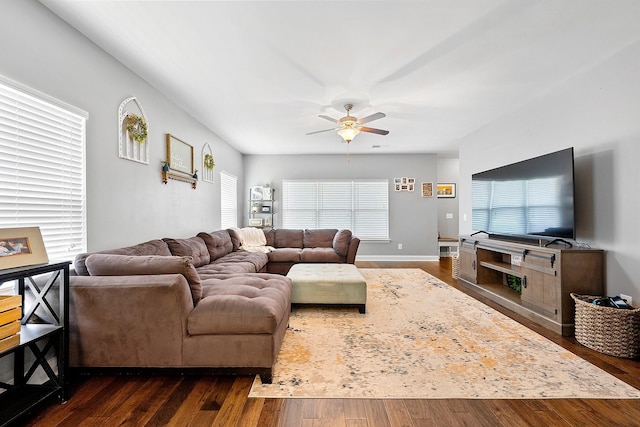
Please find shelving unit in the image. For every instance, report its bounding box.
[249,186,275,228]
[0,262,70,426]
[458,236,604,336]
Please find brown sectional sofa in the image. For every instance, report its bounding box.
[265,228,360,274]
[70,228,359,382]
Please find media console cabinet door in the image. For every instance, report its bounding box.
[520,268,559,319]
[458,240,477,283]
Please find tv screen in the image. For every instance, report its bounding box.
[472,147,575,240]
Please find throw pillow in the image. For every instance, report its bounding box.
[162,236,211,267]
[333,229,352,257]
[85,253,202,303]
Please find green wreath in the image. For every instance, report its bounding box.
[204,153,215,170]
[126,114,148,143]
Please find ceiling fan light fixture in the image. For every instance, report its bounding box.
[338,126,360,143]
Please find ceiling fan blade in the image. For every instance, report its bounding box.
[357,112,386,125]
[306,128,337,135]
[359,127,389,135]
[318,114,339,124]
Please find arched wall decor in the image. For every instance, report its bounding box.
[201,143,215,183]
[118,96,149,164]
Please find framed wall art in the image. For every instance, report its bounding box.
[166,134,194,175]
[421,182,433,197]
[437,183,456,198]
[0,226,49,270]
[394,177,415,192]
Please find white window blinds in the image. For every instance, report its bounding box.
[282,179,388,240]
[0,78,87,262]
[220,171,237,229]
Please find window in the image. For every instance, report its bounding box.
[282,179,388,240]
[0,77,87,262]
[220,171,237,229]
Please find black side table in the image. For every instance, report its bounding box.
[0,261,70,426]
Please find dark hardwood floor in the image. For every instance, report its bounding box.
[25,260,640,426]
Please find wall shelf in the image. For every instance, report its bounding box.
[248,186,274,228]
[162,169,197,189]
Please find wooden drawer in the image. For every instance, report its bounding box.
[0,295,22,313]
[0,320,20,341]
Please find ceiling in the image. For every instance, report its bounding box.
[40,0,640,156]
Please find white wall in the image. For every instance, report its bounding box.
[244,153,440,260]
[459,39,640,300]
[0,0,243,251]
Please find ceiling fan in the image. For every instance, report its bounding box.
[307,104,389,143]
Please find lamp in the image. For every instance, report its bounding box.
[337,127,359,143]
[337,113,360,143]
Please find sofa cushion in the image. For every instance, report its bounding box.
[274,229,303,248]
[197,231,233,261]
[304,229,337,248]
[267,248,301,263]
[84,254,202,303]
[73,239,172,276]
[301,247,344,263]
[188,274,292,335]
[263,229,276,247]
[196,251,268,279]
[333,229,352,257]
[163,237,211,267]
[226,228,242,251]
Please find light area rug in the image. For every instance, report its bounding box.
[249,268,640,399]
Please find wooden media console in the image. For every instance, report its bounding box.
[458,236,604,336]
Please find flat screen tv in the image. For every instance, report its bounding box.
[472,147,575,241]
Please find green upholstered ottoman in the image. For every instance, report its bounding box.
[286,263,367,313]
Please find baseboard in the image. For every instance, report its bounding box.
[356,255,439,262]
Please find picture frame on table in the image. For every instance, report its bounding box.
[0,226,48,270]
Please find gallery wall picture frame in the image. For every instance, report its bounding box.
[421,182,434,198]
[437,183,457,198]
[394,177,415,192]
[0,226,49,270]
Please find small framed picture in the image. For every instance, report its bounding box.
[421,182,433,197]
[261,205,271,213]
[0,226,49,270]
[437,183,456,198]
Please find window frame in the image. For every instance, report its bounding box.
[0,75,88,263]
[282,179,389,241]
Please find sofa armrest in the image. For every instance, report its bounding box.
[346,237,360,264]
[69,274,194,368]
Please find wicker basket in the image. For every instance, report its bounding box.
[451,256,460,280]
[571,293,640,358]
